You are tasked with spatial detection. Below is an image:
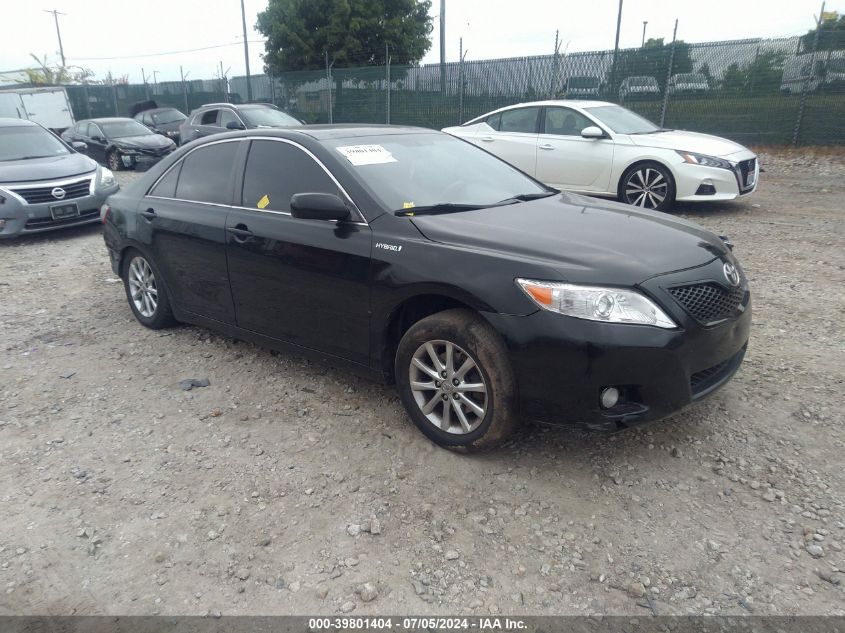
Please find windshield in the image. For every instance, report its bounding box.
[152,109,186,125]
[240,107,299,127]
[676,73,706,83]
[568,76,599,89]
[325,133,548,212]
[0,125,70,161]
[829,59,845,73]
[101,120,153,138]
[585,105,660,135]
[628,76,657,86]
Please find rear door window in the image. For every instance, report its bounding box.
[241,140,339,212]
[498,107,540,133]
[200,109,219,126]
[174,141,240,204]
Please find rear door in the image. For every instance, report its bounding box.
[141,139,241,324]
[225,138,372,364]
[474,107,540,175]
[534,106,614,191]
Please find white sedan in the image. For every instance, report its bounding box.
[442,100,759,211]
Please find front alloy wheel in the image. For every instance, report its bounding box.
[409,340,488,435]
[621,163,674,211]
[108,150,123,171]
[395,309,518,450]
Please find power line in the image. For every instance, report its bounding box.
[68,39,265,61]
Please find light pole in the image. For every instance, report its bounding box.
[240,0,253,102]
[642,20,648,47]
[43,9,67,68]
[152,70,159,94]
[610,0,623,92]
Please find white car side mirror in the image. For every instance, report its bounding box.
[581,126,604,139]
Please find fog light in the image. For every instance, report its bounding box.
[600,387,620,409]
[695,179,716,195]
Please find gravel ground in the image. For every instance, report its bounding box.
[1,152,843,617]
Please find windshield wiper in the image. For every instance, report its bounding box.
[394,203,484,216]
[495,191,558,204]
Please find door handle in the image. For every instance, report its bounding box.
[480,136,494,142]
[139,207,156,220]
[227,223,253,242]
[539,143,555,150]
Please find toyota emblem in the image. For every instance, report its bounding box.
[723,262,740,287]
[51,187,66,200]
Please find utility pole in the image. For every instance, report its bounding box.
[439,0,446,95]
[642,21,648,47]
[240,0,253,102]
[180,66,190,114]
[610,0,623,94]
[152,70,159,94]
[44,9,67,68]
[141,67,150,100]
[385,43,391,124]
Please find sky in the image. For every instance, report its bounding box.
[0,0,837,83]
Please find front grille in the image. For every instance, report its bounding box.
[668,282,747,325]
[690,345,747,398]
[735,158,756,192]
[10,178,92,204]
[139,146,172,157]
[25,208,99,229]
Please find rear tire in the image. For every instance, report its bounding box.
[395,309,518,450]
[618,161,675,211]
[122,249,175,329]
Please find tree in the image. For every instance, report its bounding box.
[720,52,785,95]
[19,54,94,85]
[613,38,693,92]
[257,0,433,73]
[800,12,845,52]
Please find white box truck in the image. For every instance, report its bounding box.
[0,87,75,131]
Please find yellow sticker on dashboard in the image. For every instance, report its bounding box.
[403,202,415,209]
[257,194,270,209]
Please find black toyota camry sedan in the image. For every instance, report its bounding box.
[101,126,751,450]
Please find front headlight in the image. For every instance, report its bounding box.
[99,167,116,189]
[676,150,733,170]
[516,279,677,329]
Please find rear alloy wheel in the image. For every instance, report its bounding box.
[620,162,675,211]
[395,309,518,450]
[107,150,123,171]
[122,250,175,329]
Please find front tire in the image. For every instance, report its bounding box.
[395,309,518,450]
[619,161,675,211]
[107,149,123,171]
[122,249,175,329]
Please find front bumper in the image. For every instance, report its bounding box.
[0,182,119,239]
[118,149,173,171]
[674,155,759,202]
[484,262,752,430]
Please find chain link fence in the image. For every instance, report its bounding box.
[47,34,845,146]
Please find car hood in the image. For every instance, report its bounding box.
[153,121,183,133]
[113,135,174,150]
[628,129,749,157]
[0,152,98,184]
[409,193,728,286]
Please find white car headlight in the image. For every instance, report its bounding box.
[99,167,116,189]
[516,279,677,329]
[676,151,733,170]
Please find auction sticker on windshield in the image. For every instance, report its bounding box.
[336,144,397,166]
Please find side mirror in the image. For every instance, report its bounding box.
[290,193,351,221]
[226,121,246,130]
[71,141,87,153]
[93,136,106,144]
[581,126,605,139]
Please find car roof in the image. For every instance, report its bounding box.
[188,124,438,143]
[137,107,181,114]
[0,117,39,128]
[81,117,137,124]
